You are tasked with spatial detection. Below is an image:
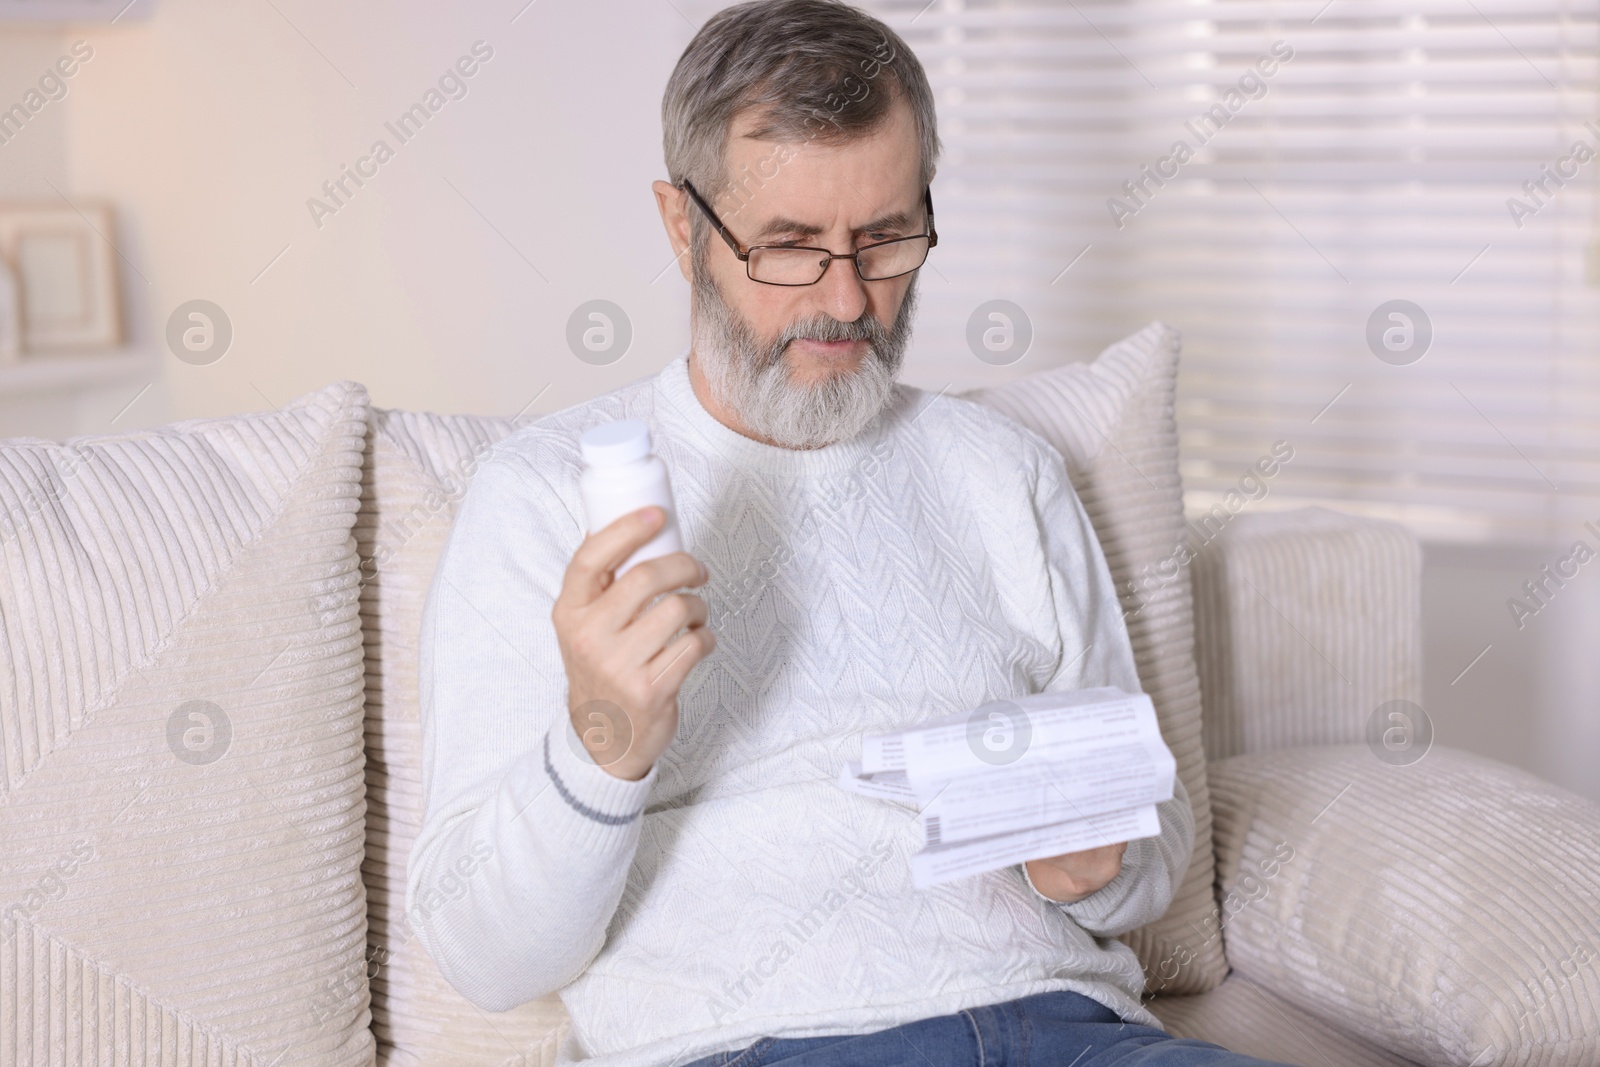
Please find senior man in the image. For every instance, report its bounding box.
[409,2,1297,1065]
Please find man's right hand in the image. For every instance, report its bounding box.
[551,505,716,781]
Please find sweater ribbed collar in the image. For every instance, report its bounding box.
[654,345,890,479]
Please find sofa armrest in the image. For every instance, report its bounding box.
[1189,506,1422,762]
[1209,743,1600,1067]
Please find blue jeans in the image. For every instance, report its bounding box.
[681,989,1297,1066]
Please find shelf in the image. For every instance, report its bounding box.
[0,348,161,396]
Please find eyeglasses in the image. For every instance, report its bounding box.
[679,178,937,286]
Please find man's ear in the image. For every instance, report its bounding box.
[652,179,694,283]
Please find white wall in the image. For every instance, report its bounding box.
[1423,542,1600,803]
[61,0,699,424]
[0,28,71,196]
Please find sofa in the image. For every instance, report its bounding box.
[2,322,1596,1067]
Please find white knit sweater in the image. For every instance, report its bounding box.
[408,347,1195,1067]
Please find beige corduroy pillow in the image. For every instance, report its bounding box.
[357,408,570,1066]
[1209,744,1600,1067]
[0,381,375,1066]
[960,321,1229,996]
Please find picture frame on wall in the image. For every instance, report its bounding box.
[0,201,123,352]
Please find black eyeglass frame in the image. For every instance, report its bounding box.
[678,178,938,286]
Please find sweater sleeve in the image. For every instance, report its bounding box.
[1016,439,1196,938]
[406,443,658,1013]
[1022,775,1195,938]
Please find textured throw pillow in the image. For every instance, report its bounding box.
[1209,744,1600,1067]
[961,321,1229,996]
[0,381,375,1065]
[358,408,570,1065]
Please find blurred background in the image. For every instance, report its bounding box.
[0,0,1594,800]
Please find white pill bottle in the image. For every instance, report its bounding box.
[578,418,685,578]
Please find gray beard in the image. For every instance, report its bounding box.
[689,239,919,450]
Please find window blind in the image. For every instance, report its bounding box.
[687,0,1600,547]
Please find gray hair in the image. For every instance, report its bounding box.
[662,0,940,249]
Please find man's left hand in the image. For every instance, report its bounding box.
[1024,842,1127,903]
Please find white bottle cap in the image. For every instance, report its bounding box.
[580,418,652,466]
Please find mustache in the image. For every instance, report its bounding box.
[780,313,885,344]
[764,312,890,369]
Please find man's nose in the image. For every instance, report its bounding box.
[812,251,869,323]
